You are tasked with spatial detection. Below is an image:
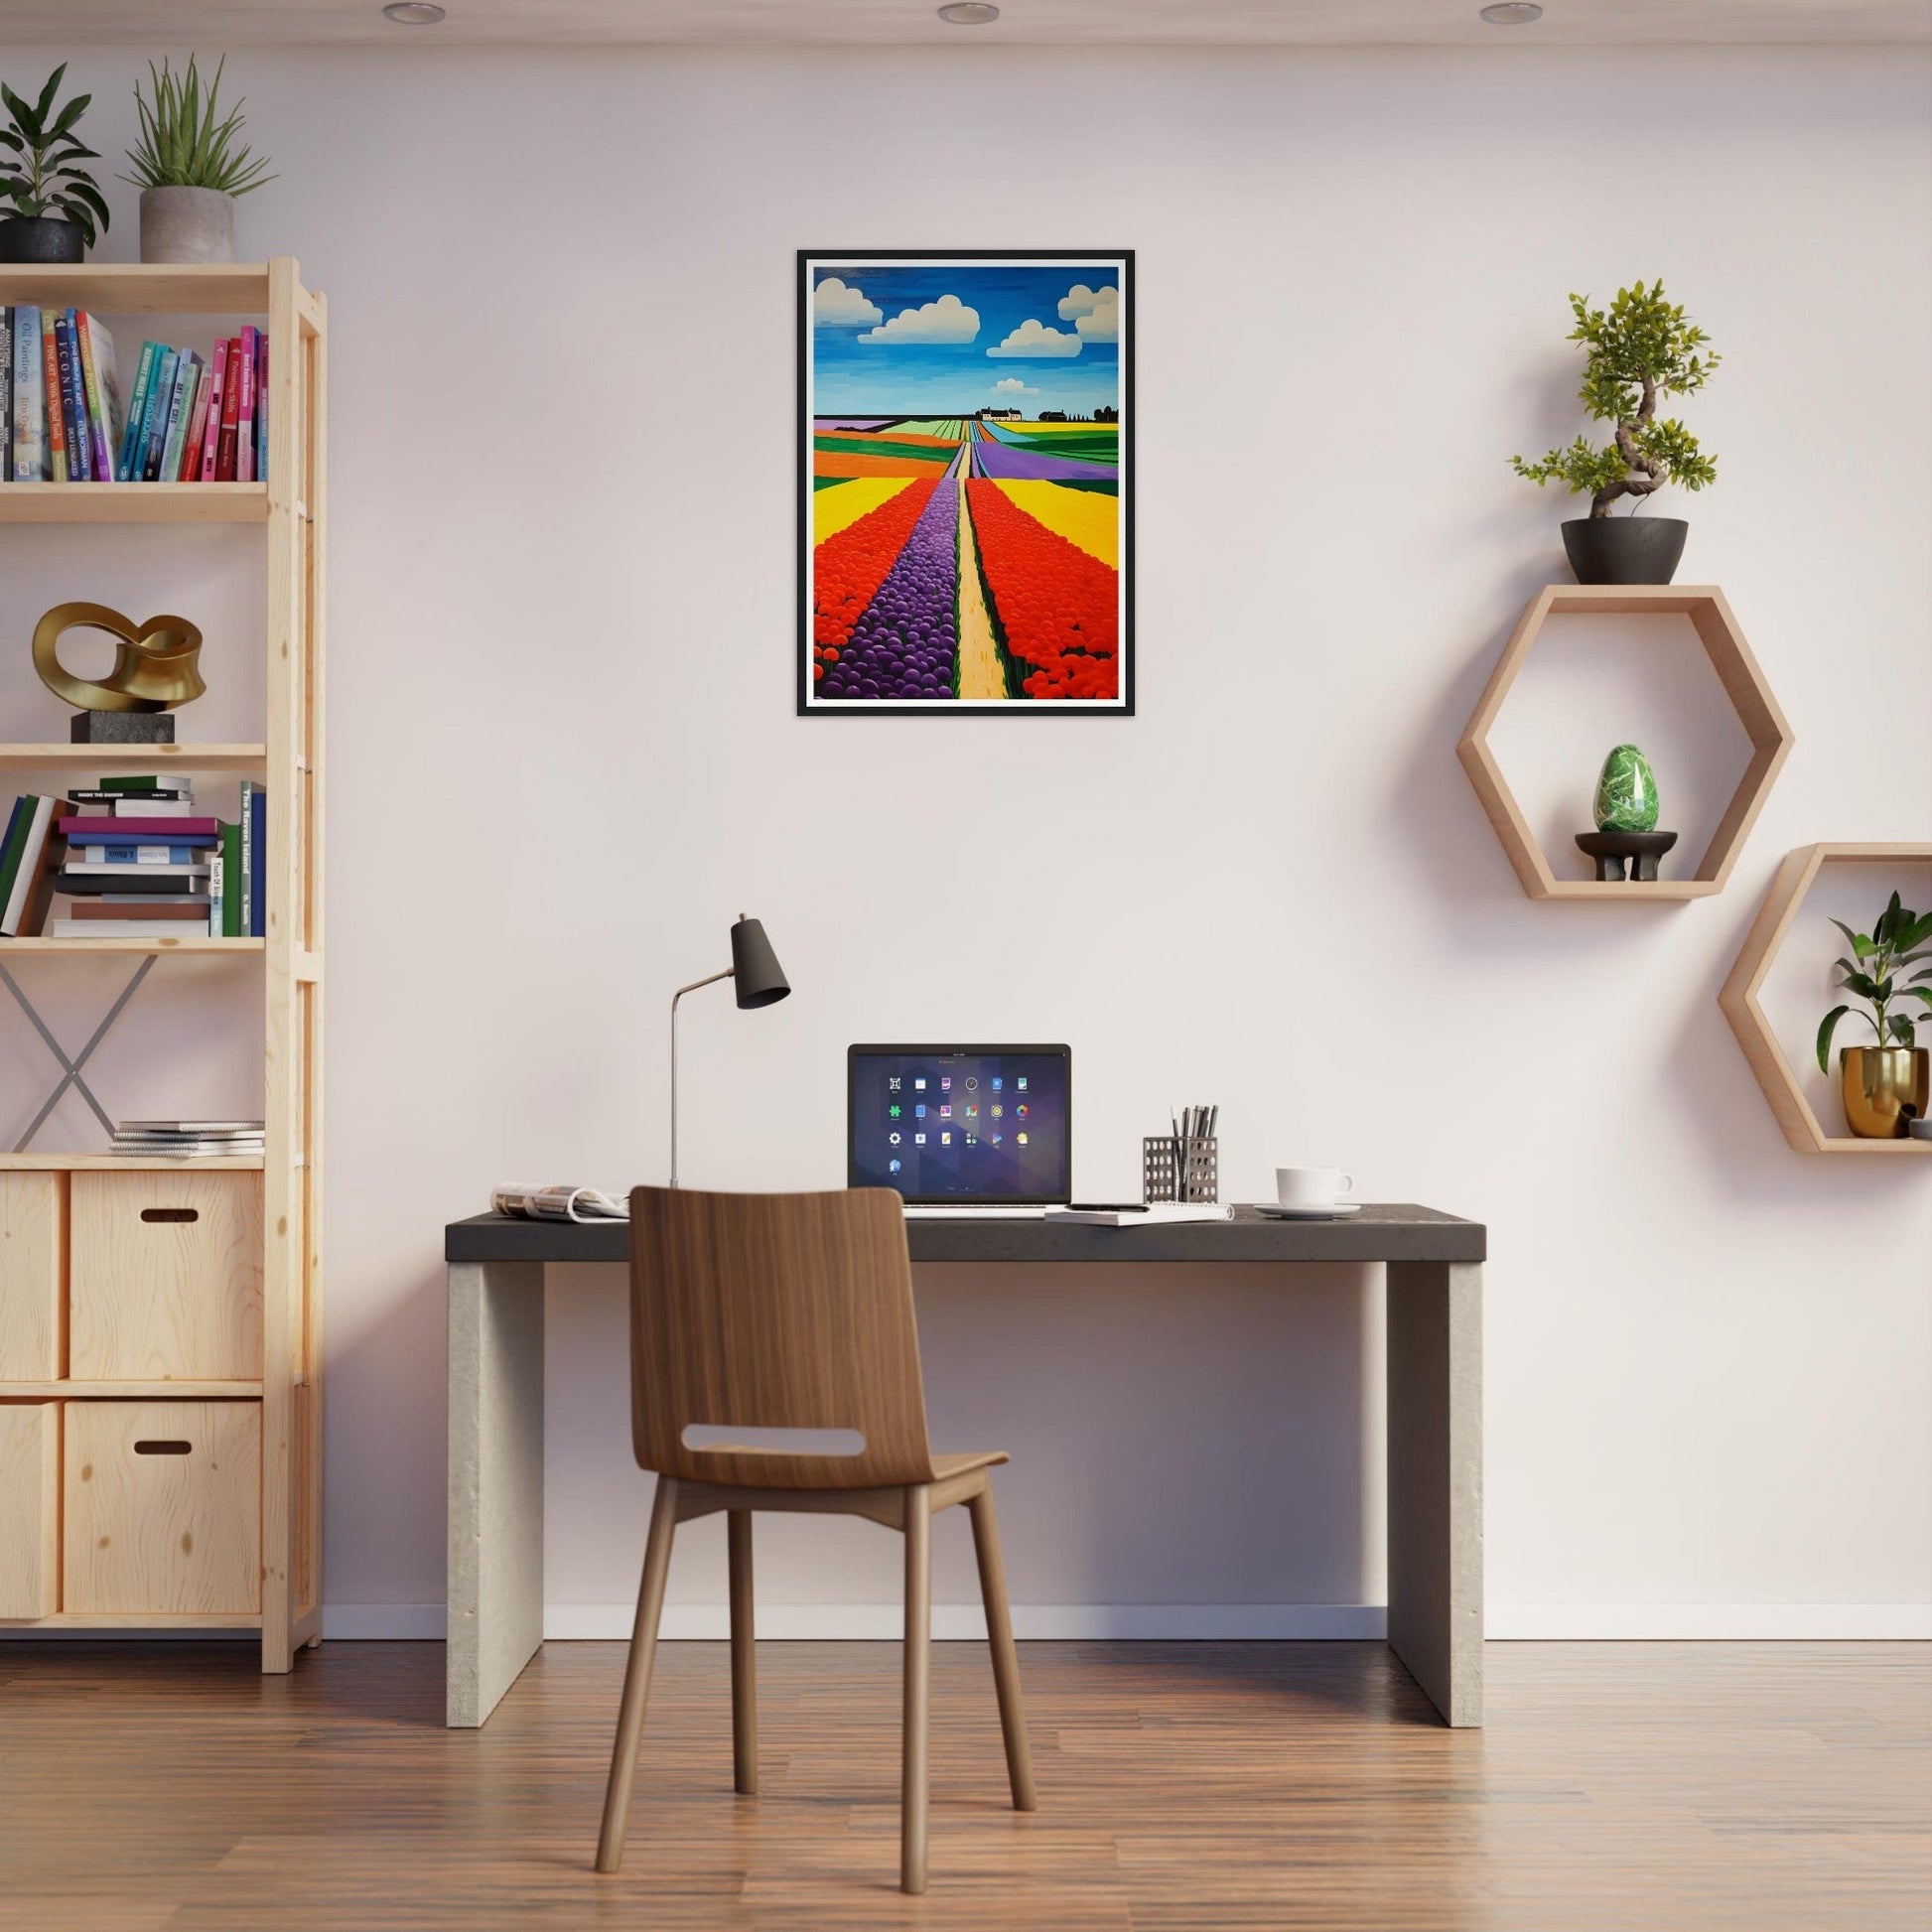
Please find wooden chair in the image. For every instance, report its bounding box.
[595,1184,1037,1894]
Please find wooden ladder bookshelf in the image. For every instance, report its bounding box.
[0,260,326,1673]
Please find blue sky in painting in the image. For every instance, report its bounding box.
[810,261,1122,417]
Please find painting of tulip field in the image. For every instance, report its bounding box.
[799,252,1133,714]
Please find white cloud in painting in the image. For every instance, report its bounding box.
[991,376,1038,395]
[860,294,980,344]
[1058,282,1120,343]
[812,277,884,328]
[986,318,1083,358]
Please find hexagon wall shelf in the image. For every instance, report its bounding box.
[1456,585,1795,900]
[1719,842,1932,1157]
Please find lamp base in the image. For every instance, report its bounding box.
[70,711,175,744]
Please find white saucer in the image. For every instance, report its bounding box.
[1249,1201,1361,1220]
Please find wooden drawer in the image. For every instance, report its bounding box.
[69,1171,262,1381]
[0,1402,61,1618]
[64,1401,260,1615]
[0,1173,65,1380]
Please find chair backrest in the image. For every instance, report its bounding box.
[626,1185,938,1490]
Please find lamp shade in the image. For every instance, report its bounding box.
[730,915,790,1009]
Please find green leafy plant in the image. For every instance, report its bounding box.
[1816,893,1932,1071]
[122,56,275,198]
[1512,281,1719,518]
[0,65,110,245]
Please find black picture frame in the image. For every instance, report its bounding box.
[798,249,1135,719]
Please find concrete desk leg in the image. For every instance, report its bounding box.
[1386,1260,1483,1726]
[448,1260,546,1727]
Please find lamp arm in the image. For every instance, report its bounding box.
[668,968,736,1188]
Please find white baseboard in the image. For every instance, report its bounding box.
[309,1601,1932,1643]
[1488,1603,1932,1640]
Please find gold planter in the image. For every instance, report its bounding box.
[1840,1045,1930,1139]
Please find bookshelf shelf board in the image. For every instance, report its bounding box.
[0,1380,263,1399]
[0,744,267,768]
[0,936,264,954]
[0,483,267,524]
[0,1611,262,1630]
[0,1154,266,1171]
[0,263,271,315]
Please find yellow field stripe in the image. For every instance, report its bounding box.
[814,476,916,546]
[993,480,1120,569]
[1004,420,1122,434]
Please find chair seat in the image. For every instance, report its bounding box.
[930,1450,1009,1481]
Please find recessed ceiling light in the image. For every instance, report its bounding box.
[382,2,446,22]
[938,3,1001,24]
[1479,2,1543,21]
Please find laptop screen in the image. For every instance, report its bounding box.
[848,1044,1071,1204]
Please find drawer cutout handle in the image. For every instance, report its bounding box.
[141,1207,200,1224]
[133,1440,193,1455]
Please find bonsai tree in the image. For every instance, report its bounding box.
[1512,281,1718,518]
[0,64,110,246]
[122,56,276,200]
[1816,893,1932,1071]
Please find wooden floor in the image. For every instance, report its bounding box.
[1,1640,1925,1930]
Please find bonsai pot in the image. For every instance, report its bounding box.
[1562,516,1689,586]
[1840,1044,1929,1139]
[140,186,235,265]
[0,215,85,264]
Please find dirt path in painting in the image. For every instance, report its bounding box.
[955,470,1007,700]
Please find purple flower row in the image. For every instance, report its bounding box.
[821,483,960,701]
[971,440,1118,483]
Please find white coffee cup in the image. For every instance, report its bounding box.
[1276,1167,1354,1210]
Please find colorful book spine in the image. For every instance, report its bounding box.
[76,313,120,482]
[40,311,67,483]
[138,347,180,483]
[60,816,220,839]
[0,797,29,907]
[118,340,159,480]
[215,339,242,481]
[248,785,267,938]
[220,820,242,937]
[89,844,205,865]
[198,340,228,480]
[56,313,89,481]
[0,307,11,478]
[254,333,268,479]
[239,780,255,937]
[179,359,212,481]
[1,795,60,936]
[159,353,200,484]
[235,326,258,484]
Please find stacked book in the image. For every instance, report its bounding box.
[112,1119,265,1160]
[3,307,267,483]
[0,775,268,938]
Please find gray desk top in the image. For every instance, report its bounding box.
[445,1202,1484,1266]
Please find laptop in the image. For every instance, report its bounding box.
[848,1044,1071,1217]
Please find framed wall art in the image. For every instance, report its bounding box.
[799,250,1134,716]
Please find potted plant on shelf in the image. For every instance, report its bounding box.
[1511,281,1719,586]
[122,56,274,265]
[1817,893,1932,1139]
[0,65,110,264]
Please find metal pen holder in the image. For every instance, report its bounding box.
[1144,1135,1219,1205]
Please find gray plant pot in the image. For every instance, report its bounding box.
[139,186,236,265]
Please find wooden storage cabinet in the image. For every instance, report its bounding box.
[0,1173,66,1379]
[64,1401,261,1615]
[69,1172,263,1382]
[0,1402,61,1617]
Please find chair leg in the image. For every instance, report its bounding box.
[967,1484,1037,1812]
[595,1475,679,1874]
[901,1483,932,1895]
[728,1508,758,1796]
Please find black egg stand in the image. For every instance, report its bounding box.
[1575,830,1679,883]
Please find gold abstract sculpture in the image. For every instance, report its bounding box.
[33,602,206,714]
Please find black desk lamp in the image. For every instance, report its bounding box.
[668,915,790,1186]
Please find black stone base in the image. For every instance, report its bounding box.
[1576,829,1679,883]
[69,711,175,744]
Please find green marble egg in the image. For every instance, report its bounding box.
[1594,744,1659,832]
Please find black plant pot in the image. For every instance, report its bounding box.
[0,215,86,264]
[1561,516,1688,586]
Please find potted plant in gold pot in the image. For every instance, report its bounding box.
[1817,893,1932,1138]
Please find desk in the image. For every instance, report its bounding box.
[444,1203,1484,1729]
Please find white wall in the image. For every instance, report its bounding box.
[4,43,1928,1640]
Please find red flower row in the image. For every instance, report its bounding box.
[964,481,1118,702]
[812,480,939,656]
